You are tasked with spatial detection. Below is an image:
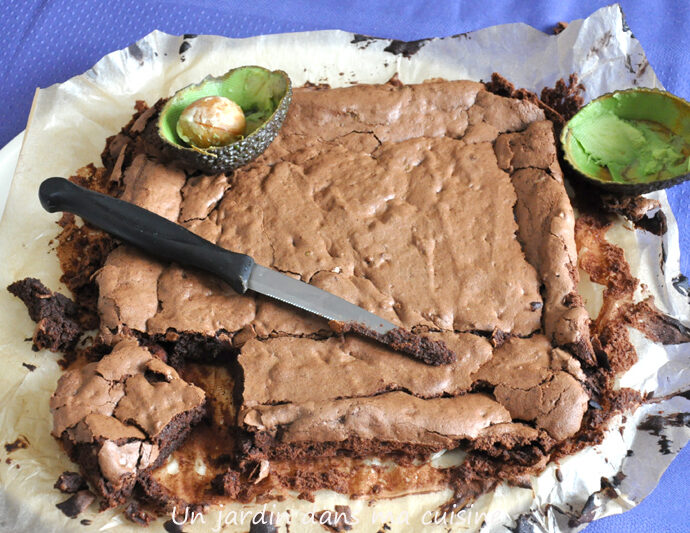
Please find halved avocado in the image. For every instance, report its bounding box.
[561,88,690,194]
[155,65,291,173]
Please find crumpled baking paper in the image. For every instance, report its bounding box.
[0,4,687,532]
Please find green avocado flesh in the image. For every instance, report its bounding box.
[155,65,291,173]
[564,90,690,184]
[161,67,288,146]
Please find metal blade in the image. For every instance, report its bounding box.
[247,264,396,335]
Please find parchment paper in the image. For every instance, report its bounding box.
[0,4,688,532]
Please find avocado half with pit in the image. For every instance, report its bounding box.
[155,65,292,173]
[561,88,690,194]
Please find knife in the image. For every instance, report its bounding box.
[38,177,455,366]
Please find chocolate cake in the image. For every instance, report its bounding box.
[9,76,622,519]
[49,339,206,508]
[91,79,591,465]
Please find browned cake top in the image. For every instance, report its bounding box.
[98,80,548,339]
[50,340,206,487]
[95,79,590,452]
[239,334,588,444]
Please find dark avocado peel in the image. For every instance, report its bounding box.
[155,65,291,174]
[561,88,690,194]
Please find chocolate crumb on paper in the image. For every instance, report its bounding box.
[383,38,429,58]
[350,34,376,49]
[7,278,83,353]
[4,436,29,453]
[312,505,354,532]
[163,519,186,533]
[55,490,95,518]
[54,471,87,494]
[302,81,331,90]
[553,22,569,35]
[125,501,154,525]
[249,511,278,533]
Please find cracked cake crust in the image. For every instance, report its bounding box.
[92,79,590,467]
[50,340,206,509]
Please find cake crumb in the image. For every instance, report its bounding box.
[211,469,241,497]
[54,471,87,494]
[540,73,585,121]
[7,278,83,353]
[55,490,95,518]
[553,22,568,34]
[4,436,29,453]
[249,512,278,533]
[163,519,185,533]
[312,505,354,532]
[124,501,154,525]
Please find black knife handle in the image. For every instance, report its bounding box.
[38,177,255,294]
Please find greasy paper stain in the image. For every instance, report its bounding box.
[179,41,192,56]
[638,413,690,455]
[127,43,144,65]
[383,39,429,58]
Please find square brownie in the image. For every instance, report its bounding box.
[50,340,206,508]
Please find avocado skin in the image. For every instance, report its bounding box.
[560,161,690,195]
[150,67,292,174]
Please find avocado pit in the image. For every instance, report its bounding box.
[153,65,292,174]
[176,95,246,149]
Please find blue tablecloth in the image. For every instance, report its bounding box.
[0,2,688,532]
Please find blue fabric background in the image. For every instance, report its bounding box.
[0,1,687,531]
